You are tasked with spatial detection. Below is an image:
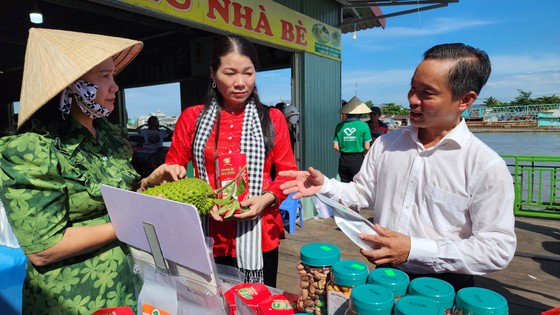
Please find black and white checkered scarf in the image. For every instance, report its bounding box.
[193,98,265,283]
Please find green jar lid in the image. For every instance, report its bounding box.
[367,268,410,297]
[299,243,341,267]
[455,287,508,315]
[350,284,394,315]
[394,295,444,315]
[332,260,369,287]
[408,277,455,309]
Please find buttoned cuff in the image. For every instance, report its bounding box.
[408,237,437,263]
[319,177,334,195]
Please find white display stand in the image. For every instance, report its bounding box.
[101,185,237,314]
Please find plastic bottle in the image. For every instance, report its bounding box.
[394,295,444,315]
[327,260,369,315]
[407,277,455,314]
[454,287,508,315]
[297,243,341,315]
[344,284,394,315]
[366,268,410,302]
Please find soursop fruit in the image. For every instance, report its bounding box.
[143,178,216,215]
[142,167,249,218]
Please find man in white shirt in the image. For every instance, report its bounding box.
[279,43,516,291]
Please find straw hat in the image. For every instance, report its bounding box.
[18,28,143,128]
[339,96,372,114]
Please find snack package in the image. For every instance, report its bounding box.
[217,154,249,202]
[91,307,135,315]
[257,293,299,315]
[224,283,272,315]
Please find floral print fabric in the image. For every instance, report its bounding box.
[0,118,139,314]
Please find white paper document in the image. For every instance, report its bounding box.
[314,193,379,251]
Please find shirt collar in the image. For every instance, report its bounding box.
[403,118,472,149]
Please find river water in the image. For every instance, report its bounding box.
[473,132,560,156]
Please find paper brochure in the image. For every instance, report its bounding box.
[314,193,379,251]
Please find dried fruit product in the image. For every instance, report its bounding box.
[296,243,341,315]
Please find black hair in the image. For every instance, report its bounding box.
[201,35,274,155]
[423,43,491,101]
[17,96,70,135]
[147,116,159,126]
[274,102,287,112]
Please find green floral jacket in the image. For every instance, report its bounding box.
[0,118,139,314]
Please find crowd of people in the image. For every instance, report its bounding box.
[0,26,515,314]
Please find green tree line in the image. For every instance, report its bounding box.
[482,90,560,107]
[363,90,559,114]
[364,100,409,115]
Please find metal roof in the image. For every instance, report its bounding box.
[0,0,458,104]
[336,0,459,33]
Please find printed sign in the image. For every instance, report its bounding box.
[118,0,342,60]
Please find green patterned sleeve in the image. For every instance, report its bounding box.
[0,133,67,253]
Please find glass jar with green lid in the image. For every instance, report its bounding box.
[297,243,341,315]
[367,268,410,302]
[394,295,444,315]
[455,287,508,315]
[408,277,455,315]
[327,260,369,315]
[345,284,394,315]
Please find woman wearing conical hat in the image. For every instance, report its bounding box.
[0,28,185,314]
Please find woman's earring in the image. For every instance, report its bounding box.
[212,81,216,88]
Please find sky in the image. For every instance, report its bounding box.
[125,0,560,119]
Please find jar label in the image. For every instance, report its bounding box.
[327,290,350,315]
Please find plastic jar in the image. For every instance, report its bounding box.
[454,287,508,315]
[327,260,369,315]
[344,284,394,315]
[394,295,444,315]
[366,268,410,302]
[297,243,341,315]
[407,277,455,315]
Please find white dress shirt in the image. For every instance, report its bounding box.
[320,120,517,275]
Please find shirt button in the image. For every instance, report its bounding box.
[228,136,232,140]
[230,124,234,128]
[102,156,108,161]
[229,150,232,154]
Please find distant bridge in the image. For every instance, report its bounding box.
[463,103,560,122]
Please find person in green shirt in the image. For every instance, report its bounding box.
[0,28,185,314]
[333,96,372,182]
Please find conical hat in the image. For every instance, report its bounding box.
[339,96,372,114]
[18,28,143,128]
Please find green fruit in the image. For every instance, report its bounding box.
[143,178,215,215]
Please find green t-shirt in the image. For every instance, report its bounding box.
[0,118,139,314]
[333,119,372,153]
